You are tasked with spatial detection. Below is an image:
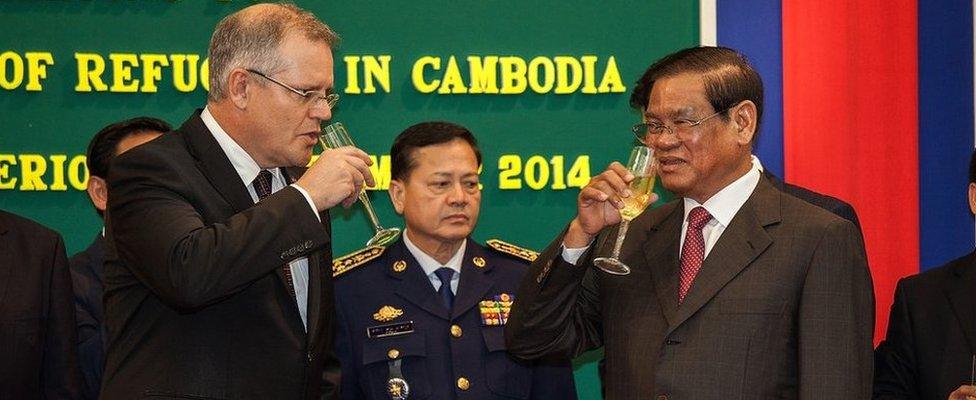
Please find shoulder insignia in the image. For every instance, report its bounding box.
[333,246,385,277]
[486,239,538,263]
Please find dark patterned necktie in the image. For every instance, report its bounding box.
[252,170,296,300]
[678,206,713,303]
[434,267,455,311]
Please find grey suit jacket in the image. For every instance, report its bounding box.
[506,177,875,399]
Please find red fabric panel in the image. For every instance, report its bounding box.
[782,0,919,344]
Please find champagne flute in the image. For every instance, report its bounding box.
[320,122,402,247]
[592,145,657,275]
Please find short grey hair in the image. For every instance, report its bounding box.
[207,3,339,101]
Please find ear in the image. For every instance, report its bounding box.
[969,182,976,215]
[227,68,251,109]
[86,175,108,213]
[388,179,405,215]
[731,100,758,145]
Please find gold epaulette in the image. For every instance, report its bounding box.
[332,246,385,278]
[486,239,538,263]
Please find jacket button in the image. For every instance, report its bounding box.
[450,325,463,338]
[456,377,470,391]
[387,349,400,359]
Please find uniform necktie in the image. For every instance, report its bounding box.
[679,206,713,303]
[434,267,455,311]
[252,170,296,300]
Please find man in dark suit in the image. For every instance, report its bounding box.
[102,4,374,399]
[332,122,577,399]
[873,149,976,400]
[0,210,82,399]
[505,46,874,399]
[70,116,168,400]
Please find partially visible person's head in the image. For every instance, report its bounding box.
[389,121,482,249]
[86,117,170,216]
[969,148,976,215]
[631,46,763,203]
[207,3,339,169]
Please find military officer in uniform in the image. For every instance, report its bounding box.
[333,121,577,399]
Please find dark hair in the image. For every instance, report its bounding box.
[970,148,976,184]
[390,121,482,181]
[629,46,764,142]
[86,116,171,179]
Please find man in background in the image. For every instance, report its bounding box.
[874,148,976,400]
[333,121,577,399]
[70,116,168,400]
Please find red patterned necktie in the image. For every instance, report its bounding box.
[252,170,296,300]
[678,206,713,303]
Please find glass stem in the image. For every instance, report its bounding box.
[609,219,630,259]
[358,191,385,231]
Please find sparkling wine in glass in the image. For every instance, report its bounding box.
[320,122,401,247]
[592,145,656,275]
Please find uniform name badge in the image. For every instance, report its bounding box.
[479,293,514,326]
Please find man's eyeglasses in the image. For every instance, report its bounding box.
[631,104,736,143]
[246,69,338,109]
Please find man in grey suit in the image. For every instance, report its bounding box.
[505,46,874,399]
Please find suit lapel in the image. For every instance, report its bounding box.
[944,252,976,354]
[389,240,450,320]
[181,111,254,214]
[453,241,495,318]
[667,178,779,333]
[642,202,683,326]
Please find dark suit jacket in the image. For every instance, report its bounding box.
[334,239,577,400]
[102,111,337,400]
[506,177,875,399]
[0,210,82,399]
[874,251,976,400]
[69,234,106,400]
[764,171,862,229]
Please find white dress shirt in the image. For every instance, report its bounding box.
[201,107,317,330]
[562,156,762,264]
[402,231,463,295]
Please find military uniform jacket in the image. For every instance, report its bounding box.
[334,238,577,400]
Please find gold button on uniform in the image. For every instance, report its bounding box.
[450,325,463,338]
[457,377,470,390]
[387,349,400,359]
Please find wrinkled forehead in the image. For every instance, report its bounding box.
[645,74,711,119]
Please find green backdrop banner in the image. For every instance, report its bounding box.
[0,1,698,397]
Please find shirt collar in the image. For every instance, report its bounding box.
[751,155,764,173]
[682,156,762,228]
[402,231,466,278]
[201,106,263,187]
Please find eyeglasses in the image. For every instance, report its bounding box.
[246,69,339,109]
[632,105,734,143]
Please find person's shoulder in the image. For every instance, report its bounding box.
[483,238,539,266]
[900,251,976,292]
[332,245,388,281]
[0,210,61,243]
[775,184,853,228]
